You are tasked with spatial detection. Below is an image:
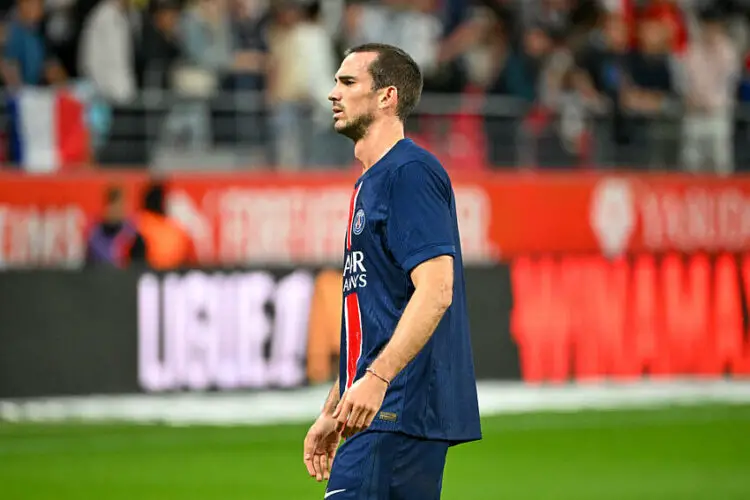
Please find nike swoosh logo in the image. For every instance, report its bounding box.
[324,489,347,499]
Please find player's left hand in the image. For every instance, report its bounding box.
[332,372,388,439]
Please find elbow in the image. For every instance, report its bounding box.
[413,255,454,312]
[434,280,453,312]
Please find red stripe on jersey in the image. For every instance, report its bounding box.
[346,183,362,250]
[344,292,363,389]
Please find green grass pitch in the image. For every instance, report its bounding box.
[1,404,748,499]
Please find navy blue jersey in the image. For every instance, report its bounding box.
[338,138,482,445]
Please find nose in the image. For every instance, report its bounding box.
[328,86,340,103]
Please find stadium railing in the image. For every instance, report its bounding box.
[4,85,750,172]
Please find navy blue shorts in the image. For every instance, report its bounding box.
[323,430,450,500]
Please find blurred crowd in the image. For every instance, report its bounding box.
[2,0,750,172]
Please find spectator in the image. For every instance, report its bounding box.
[43,0,79,79]
[266,0,306,168]
[78,0,141,163]
[424,0,512,99]
[1,0,66,88]
[229,0,269,85]
[139,0,182,90]
[480,15,527,166]
[85,185,146,268]
[178,0,243,148]
[505,25,554,102]
[181,0,234,78]
[537,32,595,165]
[266,0,341,169]
[463,4,508,89]
[518,0,573,38]
[575,13,630,102]
[484,21,555,167]
[680,10,739,176]
[616,16,677,168]
[223,0,270,155]
[299,1,350,167]
[574,13,630,160]
[509,26,590,168]
[740,50,750,102]
[621,18,674,116]
[343,0,442,77]
[78,0,137,104]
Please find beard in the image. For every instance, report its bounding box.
[334,111,375,142]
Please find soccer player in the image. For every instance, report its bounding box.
[302,43,482,499]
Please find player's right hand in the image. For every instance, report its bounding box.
[303,414,342,482]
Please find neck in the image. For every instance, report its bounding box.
[353,118,405,172]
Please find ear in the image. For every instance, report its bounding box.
[378,86,398,112]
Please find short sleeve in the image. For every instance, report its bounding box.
[386,161,456,273]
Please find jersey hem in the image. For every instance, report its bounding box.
[366,420,482,444]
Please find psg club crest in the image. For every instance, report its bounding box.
[352,208,366,235]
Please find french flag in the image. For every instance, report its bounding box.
[6,87,90,173]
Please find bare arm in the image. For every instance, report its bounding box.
[0,60,20,88]
[368,255,454,382]
[437,18,484,64]
[322,376,340,416]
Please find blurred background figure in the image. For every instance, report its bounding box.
[78,0,137,109]
[619,15,677,169]
[342,0,441,77]
[181,0,233,79]
[266,0,344,169]
[85,184,146,268]
[224,0,269,162]
[170,0,234,151]
[2,0,67,88]
[135,181,195,270]
[77,0,139,162]
[574,12,632,164]
[139,0,182,91]
[680,8,739,176]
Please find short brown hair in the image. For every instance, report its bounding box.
[344,43,423,121]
